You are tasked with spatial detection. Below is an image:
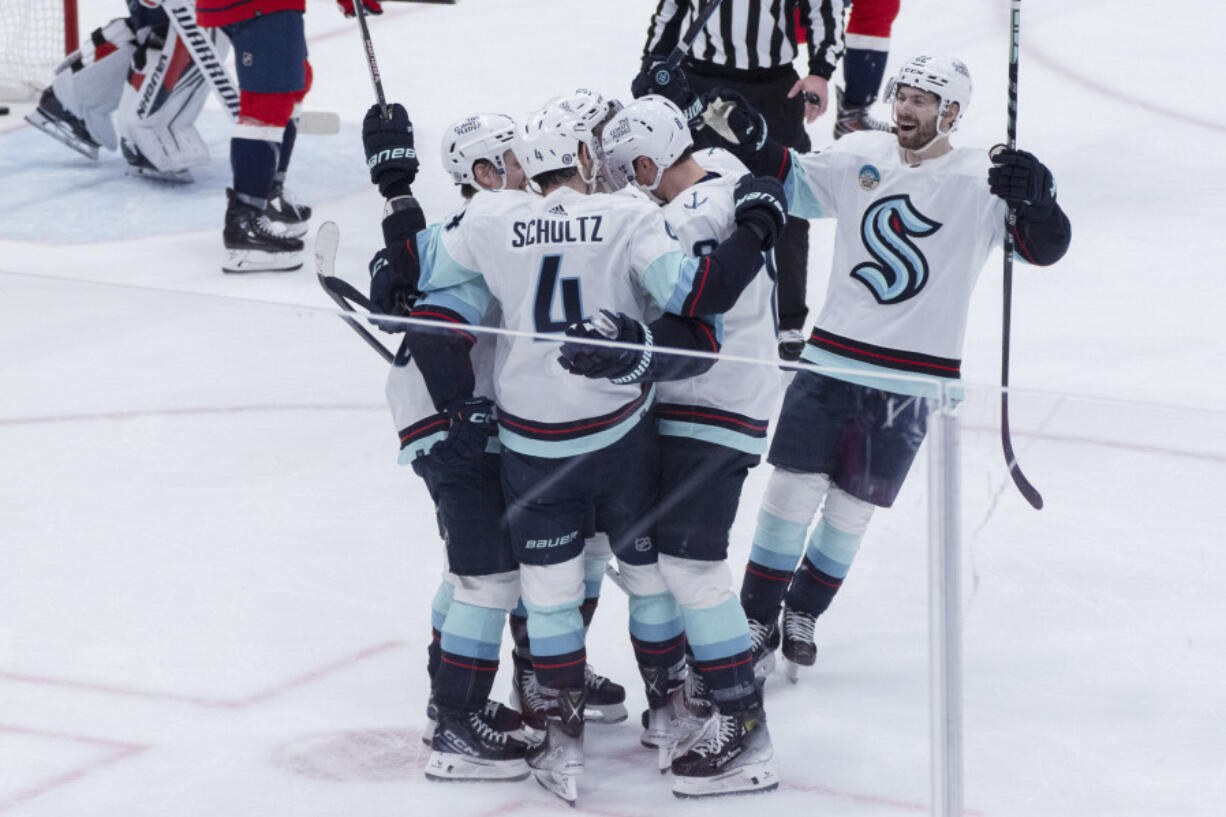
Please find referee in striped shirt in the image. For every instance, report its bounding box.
[641,0,843,361]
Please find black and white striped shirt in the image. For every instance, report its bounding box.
[643,0,843,80]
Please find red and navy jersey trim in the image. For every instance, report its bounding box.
[398,413,448,450]
[807,327,962,379]
[498,385,651,442]
[654,403,769,438]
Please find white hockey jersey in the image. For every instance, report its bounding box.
[783,131,1008,397]
[385,210,500,464]
[414,185,722,459]
[656,148,781,455]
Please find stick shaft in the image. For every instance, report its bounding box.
[353,1,388,117]
[664,0,725,69]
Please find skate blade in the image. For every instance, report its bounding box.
[672,759,780,798]
[584,702,628,724]
[24,111,99,160]
[532,768,580,804]
[222,249,303,274]
[125,165,193,184]
[754,651,777,682]
[783,657,801,683]
[424,751,529,782]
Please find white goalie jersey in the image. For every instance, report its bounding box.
[783,131,1009,396]
[414,185,718,459]
[657,148,781,455]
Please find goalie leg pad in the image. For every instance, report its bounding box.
[48,17,138,151]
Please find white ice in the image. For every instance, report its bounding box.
[1,1,1225,815]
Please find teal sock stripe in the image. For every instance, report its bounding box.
[749,508,809,571]
[440,601,506,661]
[628,591,684,643]
[524,600,585,657]
[804,519,862,579]
[430,581,454,632]
[680,596,752,661]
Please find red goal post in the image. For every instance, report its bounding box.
[0,0,78,100]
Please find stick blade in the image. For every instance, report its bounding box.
[1001,396,1044,509]
[314,221,340,280]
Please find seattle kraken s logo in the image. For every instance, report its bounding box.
[851,195,941,304]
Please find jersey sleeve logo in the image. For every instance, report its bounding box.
[851,194,942,305]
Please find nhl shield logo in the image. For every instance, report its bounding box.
[858,165,881,191]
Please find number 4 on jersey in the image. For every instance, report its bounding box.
[534,255,584,333]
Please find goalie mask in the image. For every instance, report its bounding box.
[884,55,973,139]
[440,113,517,189]
[601,95,692,198]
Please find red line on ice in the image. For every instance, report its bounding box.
[0,725,148,812]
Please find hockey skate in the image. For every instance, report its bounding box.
[24,88,100,160]
[640,665,713,772]
[781,606,818,682]
[222,188,304,273]
[671,705,779,798]
[508,652,549,743]
[527,687,586,805]
[423,695,524,746]
[425,705,530,782]
[264,181,312,239]
[833,86,896,140]
[584,663,628,724]
[120,138,193,184]
[748,615,781,683]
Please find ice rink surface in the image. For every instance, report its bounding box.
[2,1,1225,815]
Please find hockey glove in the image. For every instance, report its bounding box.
[368,248,417,333]
[363,102,418,199]
[557,310,653,384]
[336,0,382,18]
[733,174,788,251]
[631,62,704,129]
[988,146,1057,220]
[700,89,768,154]
[429,397,497,472]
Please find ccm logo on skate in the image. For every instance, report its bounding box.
[524,531,579,549]
[367,147,417,169]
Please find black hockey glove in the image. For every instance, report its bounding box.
[429,397,497,471]
[988,146,1057,220]
[699,88,768,154]
[733,174,788,251]
[363,102,419,199]
[368,248,417,333]
[557,310,652,384]
[631,62,704,129]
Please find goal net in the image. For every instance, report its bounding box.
[0,0,77,100]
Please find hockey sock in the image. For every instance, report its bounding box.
[741,507,810,622]
[434,600,505,711]
[509,602,530,657]
[842,47,890,107]
[524,601,586,690]
[428,580,453,682]
[230,135,279,208]
[783,518,862,616]
[679,596,756,711]
[580,553,608,629]
[628,591,687,671]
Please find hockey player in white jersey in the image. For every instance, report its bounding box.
[683,56,1071,678]
[586,95,780,797]
[403,96,786,803]
[364,107,533,783]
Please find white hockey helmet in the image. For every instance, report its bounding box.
[515,100,602,189]
[601,95,693,195]
[885,55,973,132]
[440,113,517,188]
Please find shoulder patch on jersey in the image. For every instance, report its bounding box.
[858,164,881,190]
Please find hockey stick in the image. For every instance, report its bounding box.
[662,0,726,70]
[158,0,338,134]
[998,0,1042,510]
[315,221,396,363]
[351,0,389,118]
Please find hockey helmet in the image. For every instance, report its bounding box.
[885,55,973,133]
[601,95,693,195]
[440,113,517,188]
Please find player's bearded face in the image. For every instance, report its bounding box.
[503,149,527,191]
[893,86,942,150]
